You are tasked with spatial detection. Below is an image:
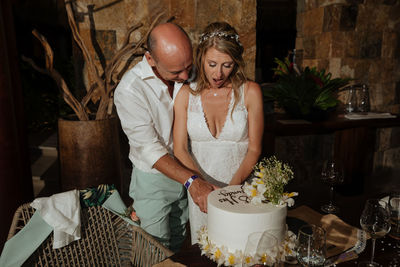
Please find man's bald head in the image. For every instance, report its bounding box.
[145,23,193,83]
[147,23,191,59]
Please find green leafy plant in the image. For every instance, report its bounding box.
[264,57,351,120]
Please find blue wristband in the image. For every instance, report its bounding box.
[184,175,198,190]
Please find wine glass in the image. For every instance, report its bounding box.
[242,231,279,267]
[358,199,391,267]
[388,192,400,241]
[296,224,326,267]
[320,161,344,214]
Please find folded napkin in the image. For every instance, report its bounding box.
[30,189,81,249]
[0,212,53,267]
[288,205,359,258]
[344,112,396,120]
[102,190,139,226]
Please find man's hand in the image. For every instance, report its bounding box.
[188,178,214,213]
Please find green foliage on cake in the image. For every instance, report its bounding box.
[244,156,297,206]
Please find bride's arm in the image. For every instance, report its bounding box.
[229,81,264,185]
[173,85,200,173]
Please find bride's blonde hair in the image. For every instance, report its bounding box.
[192,22,247,113]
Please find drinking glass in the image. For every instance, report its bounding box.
[243,231,279,267]
[388,192,400,240]
[357,84,370,114]
[344,86,357,113]
[358,199,391,267]
[320,161,344,214]
[296,224,326,267]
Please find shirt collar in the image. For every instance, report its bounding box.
[139,56,184,100]
[134,56,164,99]
[139,56,157,80]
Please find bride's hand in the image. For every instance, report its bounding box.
[212,184,220,190]
[188,178,214,213]
[228,177,242,185]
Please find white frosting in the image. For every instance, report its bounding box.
[207,185,287,253]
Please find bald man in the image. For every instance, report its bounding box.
[114,23,215,251]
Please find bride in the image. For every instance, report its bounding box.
[173,22,264,244]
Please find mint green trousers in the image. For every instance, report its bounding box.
[129,167,188,252]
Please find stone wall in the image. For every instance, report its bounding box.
[295,0,400,180]
[296,0,400,114]
[72,0,257,80]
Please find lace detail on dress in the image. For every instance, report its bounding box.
[188,93,203,113]
[186,83,249,244]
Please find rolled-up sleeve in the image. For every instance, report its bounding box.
[115,76,169,171]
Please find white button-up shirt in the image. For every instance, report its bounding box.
[114,56,183,174]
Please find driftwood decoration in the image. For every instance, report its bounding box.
[23,0,164,121]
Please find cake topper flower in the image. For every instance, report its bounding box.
[244,156,298,206]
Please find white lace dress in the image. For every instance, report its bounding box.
[186,84,249,244]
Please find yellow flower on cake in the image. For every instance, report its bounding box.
[224,251,242,267]
[279,192,299,207]
[243,254,255,266]
[283,231,297,256]
[198,226,208,243]
[243,178,267,204]
[251,188,257,197]
[198,226,213,256]
[258,246,279,267]
[211,246,227,266]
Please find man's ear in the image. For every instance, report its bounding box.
[145,51,156,67]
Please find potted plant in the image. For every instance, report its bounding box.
[264,57,351,121]
[23,1,163,191]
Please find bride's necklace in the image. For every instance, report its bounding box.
[208,87,231,97]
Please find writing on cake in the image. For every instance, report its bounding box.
[217,187,250,205]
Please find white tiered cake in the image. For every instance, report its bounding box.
[207,185,287,253]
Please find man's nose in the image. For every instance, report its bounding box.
[178,70,189,81]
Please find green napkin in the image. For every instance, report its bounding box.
[0,211,53,267]
[102,190,139,226]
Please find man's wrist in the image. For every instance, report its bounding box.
[184,175,199,190]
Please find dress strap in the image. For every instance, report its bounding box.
[238,83,246,107]
[188,91,202,113]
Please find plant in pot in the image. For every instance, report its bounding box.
[23,1,163,191]
[264,57,351,121]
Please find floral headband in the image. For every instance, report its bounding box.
[199,31,242,46]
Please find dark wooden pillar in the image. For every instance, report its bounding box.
[0,0,33,250]
[334,127,375,196]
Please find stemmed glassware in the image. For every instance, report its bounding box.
[296,224,326,267]
[388,192,400,241]
[358,199,391,267]
[243,231,279,267]
[320,161,344,214]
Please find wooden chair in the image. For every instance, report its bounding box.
[7,203,173,267]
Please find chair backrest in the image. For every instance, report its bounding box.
[8,203,173,267]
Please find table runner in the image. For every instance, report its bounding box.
[287,205,360,257]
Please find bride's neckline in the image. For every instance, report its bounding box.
[199,89,233,139]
